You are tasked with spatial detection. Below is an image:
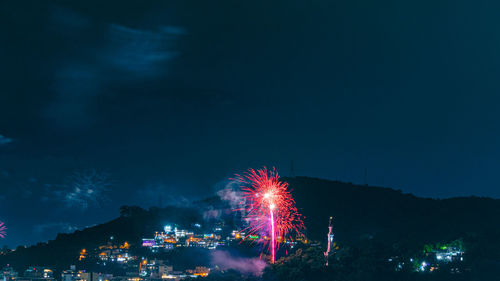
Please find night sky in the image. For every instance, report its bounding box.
[1,0,500,247]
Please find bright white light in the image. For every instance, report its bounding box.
[436,255,442,260]
[270,204,276,210]
[264,193,271,199]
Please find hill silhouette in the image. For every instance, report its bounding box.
[2,177,500,276]
[287,177,500,247]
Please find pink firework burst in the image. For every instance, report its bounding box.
[234,167,304,263]
[0,221,6,238]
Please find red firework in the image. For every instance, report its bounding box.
[0,221,6,239]
[235,167,304,263]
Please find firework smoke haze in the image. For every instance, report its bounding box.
[211,250,267,276]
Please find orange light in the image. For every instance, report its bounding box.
[120,242,130,249]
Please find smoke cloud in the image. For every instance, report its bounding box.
[217,187,241,209]
[211,250,267,276]
[217,179,246,211]
[203,208,221,220]
[207,179,247,222]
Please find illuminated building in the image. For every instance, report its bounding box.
[79,249,88,261]
[0,266,18,281]
[75,271,105,281]
[186,267,209,277]
[432,247,464,263]
[61,266,76,281]
[93,241,133,263]
[21,267,54,281]
[120,242,130,250]
[174,228,191,239]
[139,259,173,278]
[231,230,245,240]
[110,277,142,281]
[141,239,155,247]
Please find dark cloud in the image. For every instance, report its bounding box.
[42,7,184,129]
[104,24,182,77]
[0,135,13,145]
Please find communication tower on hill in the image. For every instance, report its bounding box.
[324,217,334,266]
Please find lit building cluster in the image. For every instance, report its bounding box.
[58,262,208,281]
[96,241,133,263]
[229,230,306,248]
[142,224,309,252]
[433,247,464,263]
[61,266,112,281]
[417,246,465,273]
[388,243,466,273]
[0,265,19,281]
[139,259,209,280]
[79,238,135,264]
[142,225,225,251]
[0,266,53,281]
[141,223,309,254]
[10,223,309,281]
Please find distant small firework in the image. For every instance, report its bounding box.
[235,167,304,263]
[0,221,7,238]
[61,169,112,210]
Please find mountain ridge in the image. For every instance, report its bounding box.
[2,176,500,275]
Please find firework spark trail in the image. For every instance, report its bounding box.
[270,207,275,263]
[235,167,304,263]
[0,221,7,238]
